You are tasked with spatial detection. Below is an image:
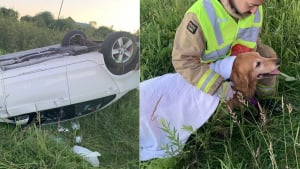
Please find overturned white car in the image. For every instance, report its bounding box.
[0,30,139,125]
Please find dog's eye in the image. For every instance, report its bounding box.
[255,61,261,68]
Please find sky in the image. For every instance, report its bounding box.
[1,0,140,33]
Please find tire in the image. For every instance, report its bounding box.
[61,30,87,47]
[101,31,139,75]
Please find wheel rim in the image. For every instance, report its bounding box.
[111,37,134,63]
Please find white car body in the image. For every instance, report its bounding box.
[0,44,139,124]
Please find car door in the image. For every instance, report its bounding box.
[3,67,70,116]
[0,72,7,117]
[67,60,119,104]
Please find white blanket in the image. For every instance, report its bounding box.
[140,73,220,161]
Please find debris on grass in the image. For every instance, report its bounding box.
[58,126,69,132]
[71,121,80,130]
[75,136,82,143]
[73,145,101,167]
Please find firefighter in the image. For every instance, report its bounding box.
[172,0,277,101]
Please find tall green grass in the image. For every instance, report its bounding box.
[140,0,193,81]
[0,90,139,169]
[140,0,300,168]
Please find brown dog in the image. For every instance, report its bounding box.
[227,52,280,110]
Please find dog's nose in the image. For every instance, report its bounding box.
[276,59,280,65]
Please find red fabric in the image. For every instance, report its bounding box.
[231,44,253,56]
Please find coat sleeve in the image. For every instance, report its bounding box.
[172,13,226,95]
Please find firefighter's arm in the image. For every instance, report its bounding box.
[172,13,235,95]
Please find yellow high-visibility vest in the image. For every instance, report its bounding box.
[187,0,263,63]
[187,0,263,92]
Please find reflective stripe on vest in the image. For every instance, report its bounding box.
[256,83,276,94]
[237,27,261,42]
[187,0,263,63]
[254,9,261,23]
[202,44,231,62]
[197,69,221,93]
[203,1,223,46]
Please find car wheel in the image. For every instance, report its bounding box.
[101,31,139,75]
[61,30,87,46]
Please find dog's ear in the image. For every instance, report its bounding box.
[231,71,249,96]
[231,68,256,98]
[245,71,257,98]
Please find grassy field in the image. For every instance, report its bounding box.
[0,11,139,168]
[140,0,300,168]
[0,90,139,169]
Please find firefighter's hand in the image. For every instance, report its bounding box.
[217,82,236,101]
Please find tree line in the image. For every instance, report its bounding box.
[0,7,115,54]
